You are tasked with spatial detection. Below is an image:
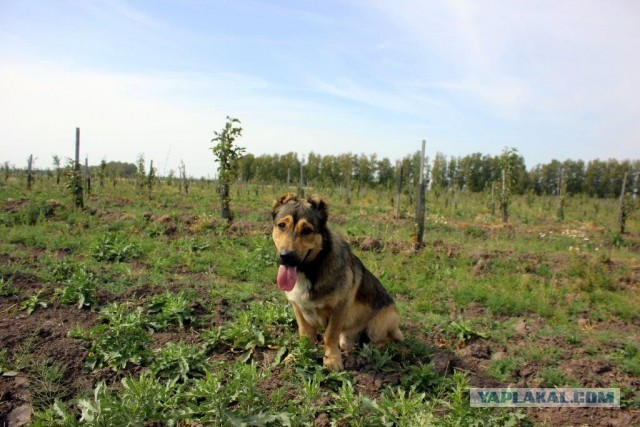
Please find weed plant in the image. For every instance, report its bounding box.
[83,303,152,370]
[147,291,195,330]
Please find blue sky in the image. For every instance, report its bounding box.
[1,0,639,177]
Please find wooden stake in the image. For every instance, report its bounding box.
[395,161,403,218]
[617,171,628,234]
[415,140,427,249]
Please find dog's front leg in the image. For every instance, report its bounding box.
[323,304,346,371]
[291,302,317,342]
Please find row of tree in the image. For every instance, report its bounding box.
[238,152,639,198]
[4,150,638,199]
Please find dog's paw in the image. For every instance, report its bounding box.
[323,354,344,371]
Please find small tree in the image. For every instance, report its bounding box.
[27,155,34,190]
[98,159,107,188]
[179,161,188,194]
[556,168,567,221]
[53,155,61,185]
[3,162,10,182]
[135,154,146,194]
[65,159,84,208]
[498,147,520,224]
[147,160,156,198]
[211,117,245,222]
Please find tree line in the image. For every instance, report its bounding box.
[238,151,639,198]
[4,150,639,199]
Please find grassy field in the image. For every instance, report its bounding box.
[0,178,639,426]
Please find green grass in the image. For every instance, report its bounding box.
[1,178,638,423]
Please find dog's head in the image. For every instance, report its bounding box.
[271,193,328,291]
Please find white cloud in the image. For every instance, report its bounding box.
[363,0,640,160]
[0,58,426,176]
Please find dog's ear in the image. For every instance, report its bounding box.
[272,193,298,219]
[308,195,328,224]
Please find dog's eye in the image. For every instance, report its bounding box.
[277,222,286,230]
[301,227,313,236]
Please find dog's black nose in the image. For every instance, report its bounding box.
[279,250,298,266]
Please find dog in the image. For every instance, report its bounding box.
[271,193,403,371]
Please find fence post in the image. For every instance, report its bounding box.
[346,169,351,206]
[395,161,403,218]
[74,128,84,208]
[490,182,496,215]
[617,172,628,234]
[27,155,33,190]
[298,157,305,198]
[500,169,508,223]
[85,156,91,196]
[415,140,426,249]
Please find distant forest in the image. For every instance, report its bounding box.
[4,150,639,198]
[236,151,639,198]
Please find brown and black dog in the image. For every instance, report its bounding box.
[272,193,403,371]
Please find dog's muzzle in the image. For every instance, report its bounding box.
[278,250,299,266]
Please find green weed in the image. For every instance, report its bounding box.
[445,317,489,343]
[92,233,142,262]
[20,291,48,315]
[151,342,210,383]
[147,291,196,330]
[83,303,152,370]
[359,343,395,372]
[218,300,292,361]
[28,360,70,410]
[52,259,75,282]
[487,356,521,382]
[613,342,640,376]
[399,363,448,394]
[0,277,18,296]
[371,386,433,426]
[77,373,178,425]
[56,265,97,308]
[30,400,77,427]
[0,349,17,377]
[10,332,39,372]
[538,366,576,387]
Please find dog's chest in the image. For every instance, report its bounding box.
[286,273,328,328]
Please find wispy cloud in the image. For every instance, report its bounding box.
[1,0,638,175]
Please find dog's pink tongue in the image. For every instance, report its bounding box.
[277,265,297,292]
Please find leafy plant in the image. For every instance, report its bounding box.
[359,343,395,372]
[78,373,178,425]
[399,363,448,394]
[370,386,432,426]
[64,158,83,208]
[83,303,152,370]
[28,360,70,410]
[614,342,640,376]
[0,349,17,377]
[329,381,372,426]
[538,366,574,387]
[0,277,18,296]
[52,259,75,282]
[56,265,97,308]
[20,291,48,315]
[487,356,521,382]
[211,116,245,222]
[181,361,286,425]
[151,342,211,383]
[92,234,141,262]
[30,400,76,427]
[216,300,291,361]
[446,317,488,343]
[147,291,196,330]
